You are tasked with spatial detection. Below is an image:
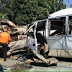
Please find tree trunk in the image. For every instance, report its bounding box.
[0,19,27,35]
[8,38,27,52]
[32,50,49,63]
[0,19,17,27]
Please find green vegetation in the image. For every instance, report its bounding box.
[0,0,66,25]
[70,4,72,8]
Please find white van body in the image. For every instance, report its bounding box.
[25,8,72,58]
[47,8,72,58]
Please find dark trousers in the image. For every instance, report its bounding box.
[0,64,4,71]
[0,43,9,61]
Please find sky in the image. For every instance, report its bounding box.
[63,0,72,8]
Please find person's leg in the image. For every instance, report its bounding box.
[40,45,45,56]
[2,44,8,61]
[44,43,49,58]
[40,44,49,58]
[0,64,4,71]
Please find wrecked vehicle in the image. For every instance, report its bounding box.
[24,8,72,58]
[0,8,72,66]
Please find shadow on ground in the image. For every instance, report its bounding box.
[30,62,57,67]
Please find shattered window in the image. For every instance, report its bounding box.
[68,16,72,34]
[49,18,65,36]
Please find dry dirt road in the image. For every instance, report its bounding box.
[0,58,72,71]
[27,61,72,71]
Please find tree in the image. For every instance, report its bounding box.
[70,4,72,8]
[0,0,66,25]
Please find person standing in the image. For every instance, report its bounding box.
[0,26,11,61]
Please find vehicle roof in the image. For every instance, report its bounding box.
[49,8,72,19]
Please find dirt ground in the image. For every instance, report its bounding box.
[0,57,72,71]
[27,61,72,71]
[0,58,19,67]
